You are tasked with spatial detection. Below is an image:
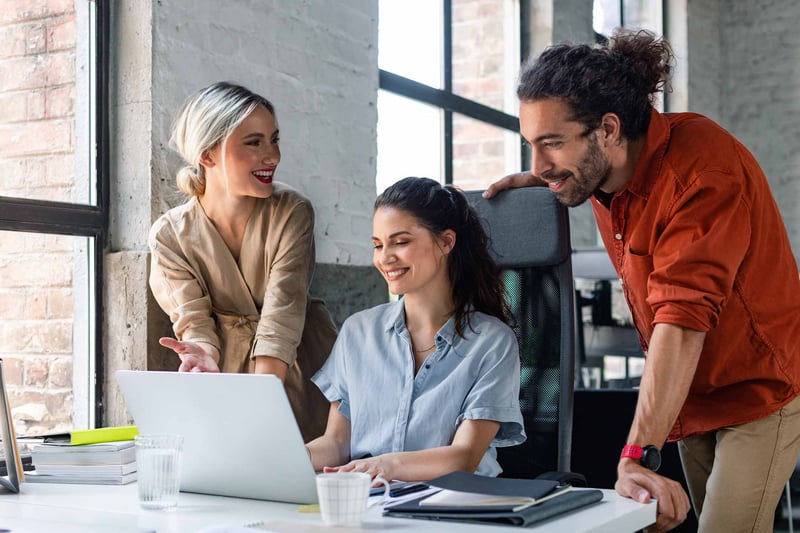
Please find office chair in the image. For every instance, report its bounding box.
[466,188,583,485]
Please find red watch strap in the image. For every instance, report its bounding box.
[621,444,644,460]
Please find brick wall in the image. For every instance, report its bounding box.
[0,0,78,434]
[451,0,519,191]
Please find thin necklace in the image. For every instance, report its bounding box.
[413,342,436,353]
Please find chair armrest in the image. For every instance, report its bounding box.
[536,470,588,487]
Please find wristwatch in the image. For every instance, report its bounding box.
[621,444,661,471]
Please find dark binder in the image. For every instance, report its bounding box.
[0,454,33,477]
[384,489,604,527]
[383,472,604,527]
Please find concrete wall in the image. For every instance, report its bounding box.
[717,0,800,257]
[105,1,384,425]
[676,0,799,261]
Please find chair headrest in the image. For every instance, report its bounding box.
[465,188,571,268]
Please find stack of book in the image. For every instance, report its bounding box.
[25,425,138,485]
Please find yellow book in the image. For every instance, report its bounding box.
[43,425,139,445]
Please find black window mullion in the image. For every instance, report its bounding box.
[94,0,111,426]
[443,0,453,184]
[379,70,520,132]
[0,198,104,236]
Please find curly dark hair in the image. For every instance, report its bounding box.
[374,177,510,336]
[517,29,674,139]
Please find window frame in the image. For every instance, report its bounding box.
[0,0,110,425]
[378,0,524,186]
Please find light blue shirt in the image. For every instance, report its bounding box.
[312,299,525,477]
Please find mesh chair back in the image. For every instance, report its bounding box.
[466,188,575,477]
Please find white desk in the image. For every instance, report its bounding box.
[0,483,655,533]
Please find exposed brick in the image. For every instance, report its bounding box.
[453,0,480,21]
[0,255,73,289]
[44,84,73,118]
[1,357,24,387]
[47,288,73,318]
[43,320,73,354]
[28,185,74,203]
[0,51,75,92]
[8,391,45,416]
[43,233,75,253]
[0,319,72,354]
[481,139,504,158]
[24,357,49,386]
[44,390,73,421]
[0,229,28,254]
[0,290,25,319]
[0,0,74,26]
[0,21,47,57]
[44,50,75,85]
[44,152,75,186]
[0,118,72,157]
[47,15,76,52]
[26,290,47,319]
[0,55,47,92]
[49,357,72,388]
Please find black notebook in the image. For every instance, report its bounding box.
[383,472,604,527]
[0,453,33,477]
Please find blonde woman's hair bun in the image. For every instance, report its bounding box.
[176,165,205,196]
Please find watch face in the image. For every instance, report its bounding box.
[641,445,661,471]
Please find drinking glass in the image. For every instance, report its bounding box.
[135,434,183,510]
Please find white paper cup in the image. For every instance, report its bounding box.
[316,472,390,527]
[135,434,183,510]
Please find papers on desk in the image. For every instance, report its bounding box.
[24,470,138,485]
[27,439,137,484]
[419,484,573,511]
[384,471,604,527]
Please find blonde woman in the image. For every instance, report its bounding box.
[148,82,336,441]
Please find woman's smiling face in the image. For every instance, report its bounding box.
[203,104,281,199]
[371,206,452,296]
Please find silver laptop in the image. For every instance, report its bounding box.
[116,370,318,504]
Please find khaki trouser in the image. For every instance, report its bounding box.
[678,394,800,533]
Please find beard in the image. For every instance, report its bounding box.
[541,136,612,207]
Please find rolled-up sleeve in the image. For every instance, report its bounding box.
[648,172,750,332]
[251,199,315,366]
[457,326,525,448]
[148,219,220,353]
[311,318,351,419]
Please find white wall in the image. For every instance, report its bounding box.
[718,1,800,257]
[115,1,379,267]
[106,1,380,425]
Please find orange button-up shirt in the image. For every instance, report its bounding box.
[593,110,800,441]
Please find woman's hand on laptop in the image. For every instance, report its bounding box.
[159,337,221,373]
[324,455,397,485]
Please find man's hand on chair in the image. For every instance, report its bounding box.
[482,171,545,199]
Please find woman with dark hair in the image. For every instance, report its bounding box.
[305,177,525,482]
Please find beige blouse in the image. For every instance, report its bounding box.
[148,183,336,441]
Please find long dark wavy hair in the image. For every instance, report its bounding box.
[517,29,674,140]
[374,177,510,337]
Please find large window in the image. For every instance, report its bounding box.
[377,0,522,193]
[0,1,108,433]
